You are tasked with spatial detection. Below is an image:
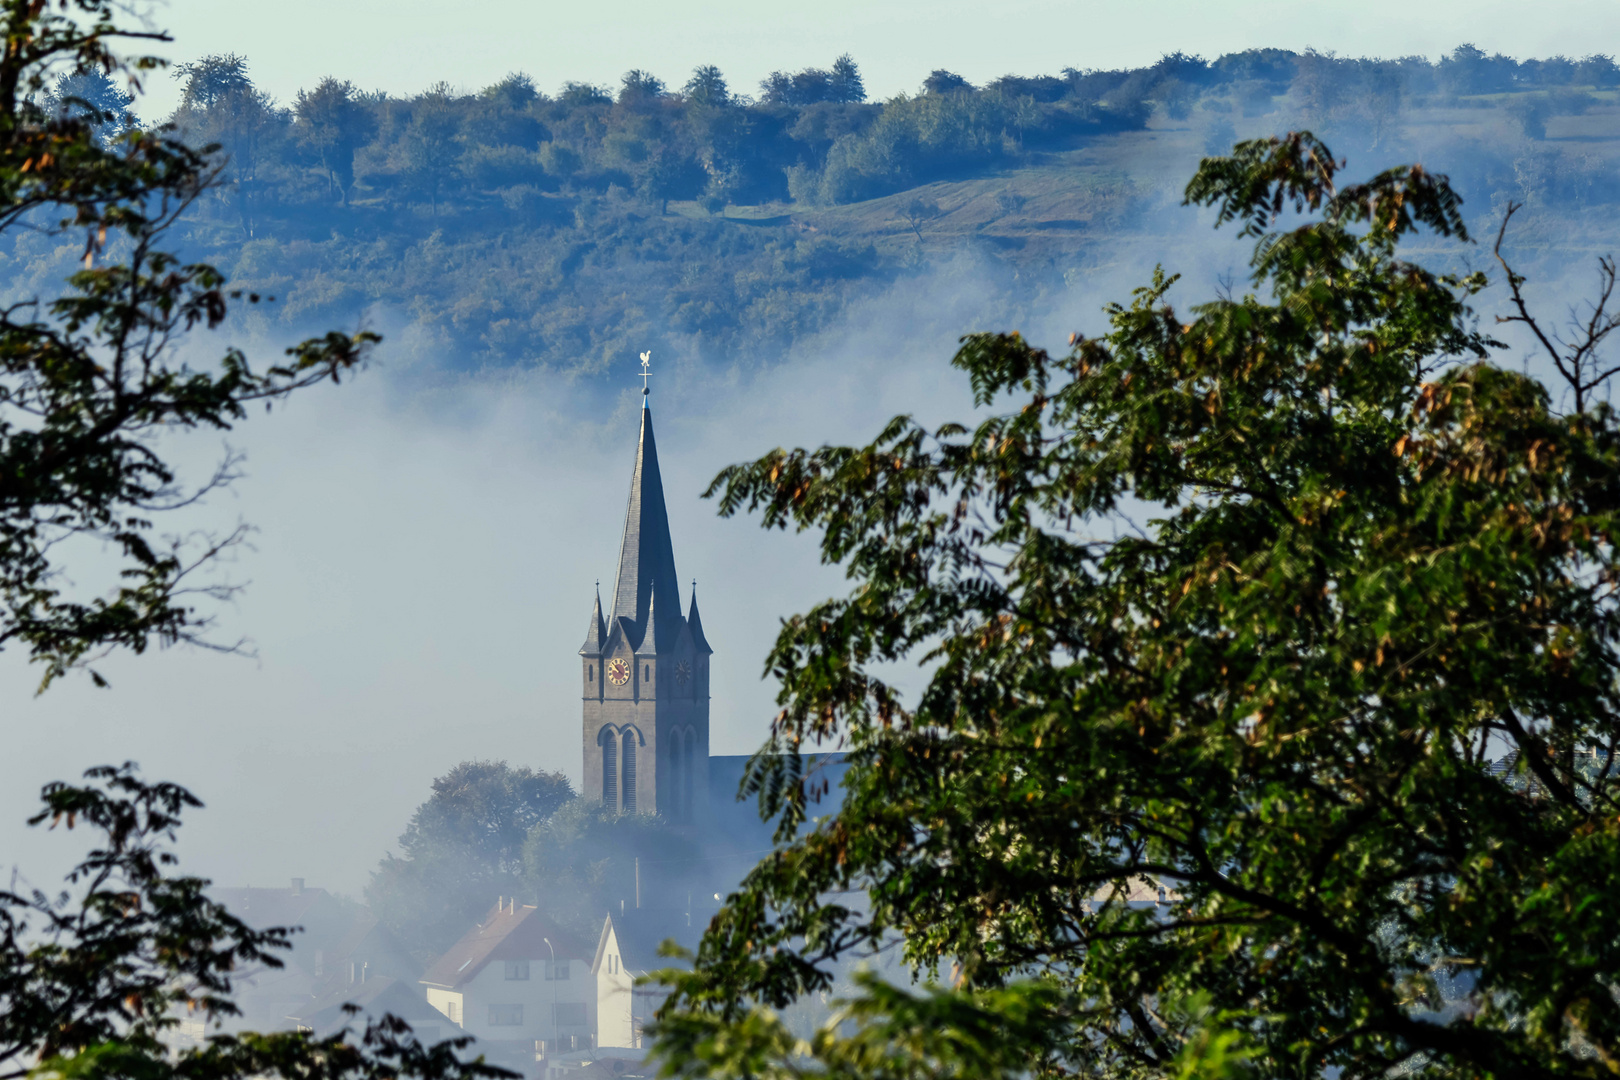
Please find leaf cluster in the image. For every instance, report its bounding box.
[1,765,515,1080]
[0,0,378,686]
[657,135,1620,1078]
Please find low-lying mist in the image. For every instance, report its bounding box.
[0,149,1600,939]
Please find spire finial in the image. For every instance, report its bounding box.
[639,350,652,406]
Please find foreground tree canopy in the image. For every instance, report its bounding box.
[0,4,510,1077]
[0,0,375,689]
[652,135,1620,1078]
[0,767,510,1080]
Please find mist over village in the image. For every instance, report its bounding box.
[3,2,1620,1078]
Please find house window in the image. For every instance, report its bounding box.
[546,959,571,981]
[553,1003,587,1027]
[505,960,530,980]
[489,1004,523,1026]
[447,1000,460,1024]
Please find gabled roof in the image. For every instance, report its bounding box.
[420,902,591,990]
[609,407,685,654]
[594,911,702,976]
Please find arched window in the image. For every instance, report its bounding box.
[621,730,638,813]
[601,728,617,807]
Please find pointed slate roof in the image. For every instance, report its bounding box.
[610,407,683,651]
[580,587,607,656]
[687,584,713,655]
[634,591,663,656]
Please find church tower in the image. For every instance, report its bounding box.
[580,400,712,821]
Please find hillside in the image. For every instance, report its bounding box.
[10,46,1620,380]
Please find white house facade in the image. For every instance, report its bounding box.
[421,900,595,1058]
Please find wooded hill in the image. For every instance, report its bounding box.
[16,46,1620,377]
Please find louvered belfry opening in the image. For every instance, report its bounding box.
[602,729,618,807]
[621,730,638,812]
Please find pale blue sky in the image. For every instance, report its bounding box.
[139,0,1620,115]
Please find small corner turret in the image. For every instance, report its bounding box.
[580,586,606,657]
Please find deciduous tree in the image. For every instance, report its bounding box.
[0,1,374,689]
[652,134,1620,1079]
[294,77,376,203]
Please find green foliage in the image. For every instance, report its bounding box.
[295,78,376,203]
[652,133,1620,1078]
[683,65,730,109]
[1,765,513,1080]
[367,761,693,961]
[40,44,1620,382]
[922,70,972,95]
[175,54,253,109]
[366,761,572,965]
[0,4,375,688]
[522,800,699,941]
[651,971,1073,1080]
[40,71,136,146]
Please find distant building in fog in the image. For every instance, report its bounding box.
[420,899,594,1068]
[198,879,419,1039]
[576,396,844,842]
[577,401,713,822]
[421,390,848,1068]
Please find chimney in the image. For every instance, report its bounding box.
[291,878,305,895]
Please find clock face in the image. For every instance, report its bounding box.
[606,658,631,686]
[673,660,692,684]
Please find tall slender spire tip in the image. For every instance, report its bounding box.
[609,403,681,652]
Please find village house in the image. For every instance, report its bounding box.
[421,899,595,1069]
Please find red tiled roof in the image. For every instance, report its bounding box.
[420,902,591,990]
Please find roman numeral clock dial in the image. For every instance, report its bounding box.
[606,658,631,685]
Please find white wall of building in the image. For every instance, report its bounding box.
[427,958,594,1046]
[594,925,635,1049]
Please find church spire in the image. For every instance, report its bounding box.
[687,581,712,655]
[609,406,682,651]
[579,584,606,656]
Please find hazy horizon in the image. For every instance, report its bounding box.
[129,0,1620,119]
